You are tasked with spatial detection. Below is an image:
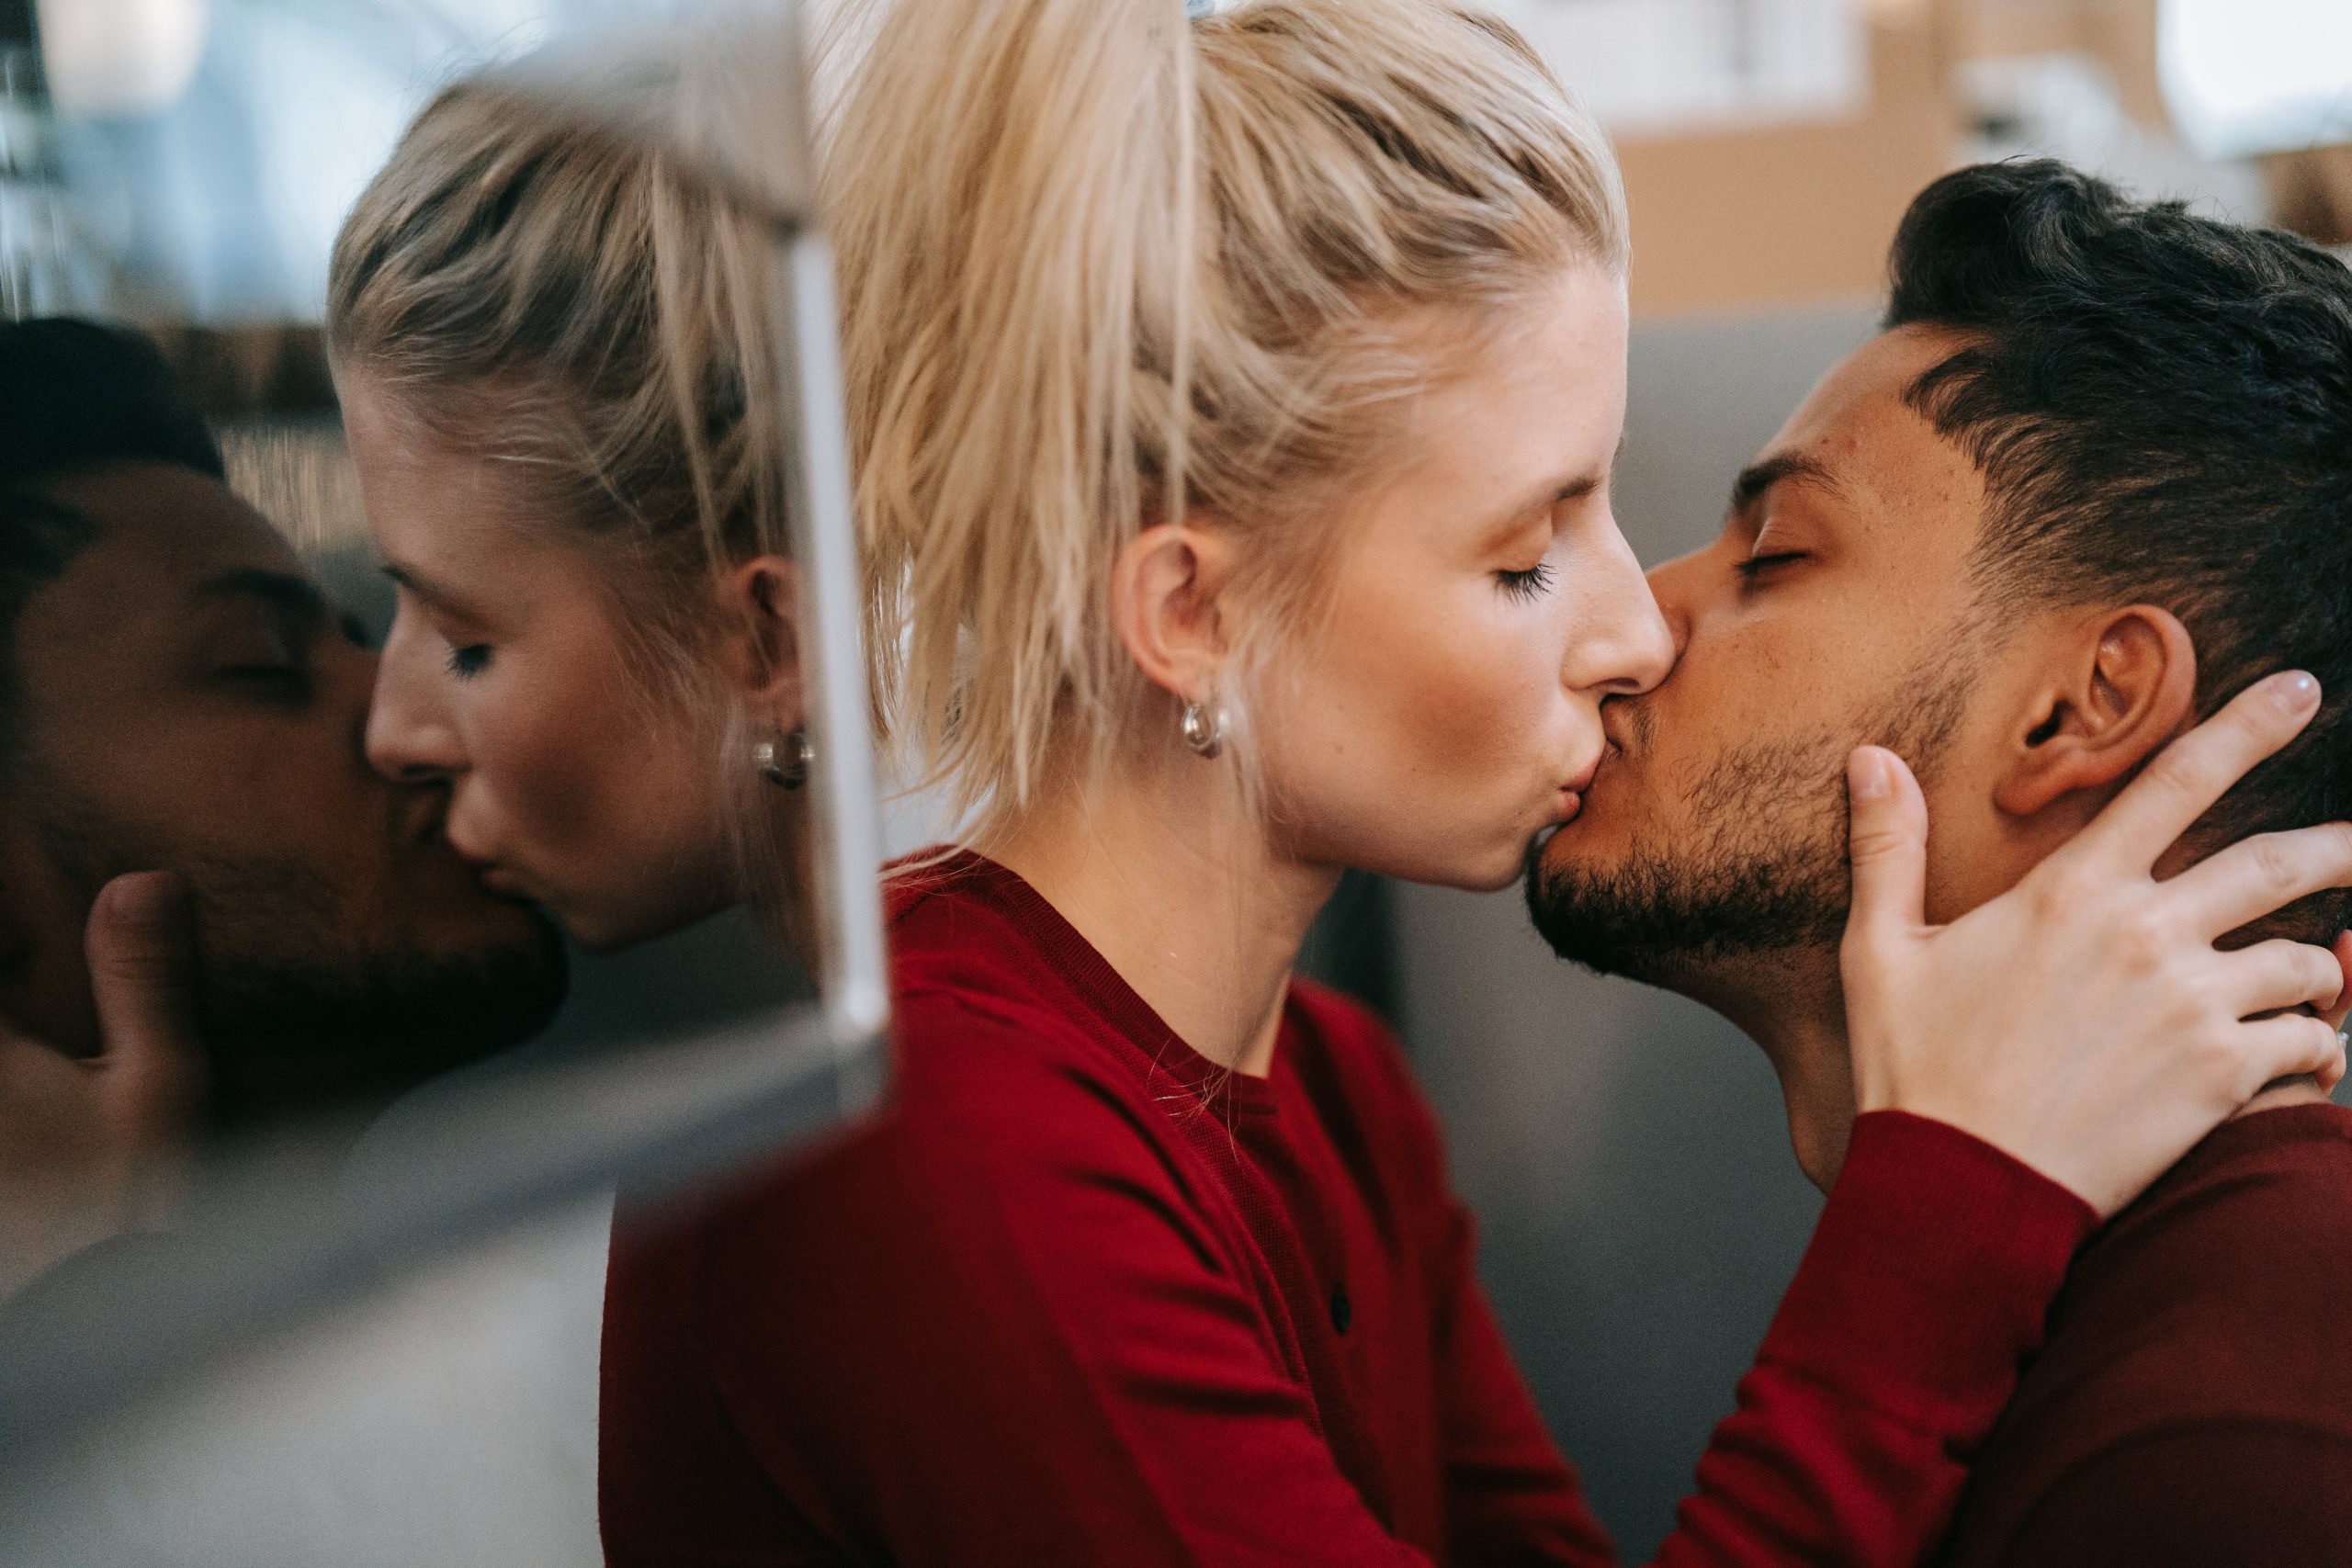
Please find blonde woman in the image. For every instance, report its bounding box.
[324,3,2352,1563]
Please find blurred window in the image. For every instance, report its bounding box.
[2161,0,2352,159]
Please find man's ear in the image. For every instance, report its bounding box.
[1108,521,1238,705]
[1994,605,2198,818]
[715,556,805,728]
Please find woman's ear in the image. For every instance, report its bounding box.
[1108,521,1238,704]
[716,556,805,726]
[1994,605,2198,818]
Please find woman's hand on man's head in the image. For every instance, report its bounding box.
[1840,671,2352,1218]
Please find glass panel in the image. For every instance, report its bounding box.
[0,0,885,1500]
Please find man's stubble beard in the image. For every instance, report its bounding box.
[1526,650,1973,998]
[21,770,567,1130]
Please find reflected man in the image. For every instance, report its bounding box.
[0,318,565,1292]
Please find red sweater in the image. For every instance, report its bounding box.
[600,852,2093,1565]
[1939,1102,2352,1566]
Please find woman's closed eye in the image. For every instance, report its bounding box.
[447,642,493,680]
[1496,560,1556,601]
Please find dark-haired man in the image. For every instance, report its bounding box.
[1531,162,2352,1562]
[0,319,566,1292]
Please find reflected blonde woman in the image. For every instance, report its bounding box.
[322,3,2351,1563]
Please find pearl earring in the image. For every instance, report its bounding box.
[755,728,814,788]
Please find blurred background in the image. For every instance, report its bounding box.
[0,0,2347,1562]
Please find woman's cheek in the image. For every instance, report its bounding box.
[1432,612,1549,767]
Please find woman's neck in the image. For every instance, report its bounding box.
[986,757,1340,1077]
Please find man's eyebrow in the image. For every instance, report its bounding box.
[1728,452,1843,515]
[194,568,331,626]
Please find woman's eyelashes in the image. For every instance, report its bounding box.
[1495,559,1556,601]
[446,642,493,680]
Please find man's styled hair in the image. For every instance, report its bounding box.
[1887,160,2352,938]
[0,319,225,756]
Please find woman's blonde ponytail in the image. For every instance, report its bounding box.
[826,0,1627,839]
[826,0,1203,820]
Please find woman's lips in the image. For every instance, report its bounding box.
[1549,746,1610,827]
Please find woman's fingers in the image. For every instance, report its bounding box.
[2216,938,2346,1021]
[2233,1011,2347,1101]
[2165,822,2352,940]
[1840,746,1929,972]
[2324,933,2352,1034]
[2057,671,2320,879]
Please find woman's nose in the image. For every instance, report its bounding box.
[1569,525,1677,698]
[364,614,465,783]
[1641,549,1702,677]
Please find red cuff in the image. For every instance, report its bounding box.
[1759,1110,2096,1446]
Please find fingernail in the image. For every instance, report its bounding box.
[2272,671,2321,712]
[1848,749,1891,802]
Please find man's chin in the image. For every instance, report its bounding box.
[1521,845,1710,990]
[197,915,570,1130]
[1521,831,1848,998]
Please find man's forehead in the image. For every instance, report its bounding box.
[1748,327,1987,532]
[39,463,303,592]
[17,464,314,652]
[1776,327,1965,449]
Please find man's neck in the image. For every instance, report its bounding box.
[1690,943,1858,1190]
[985,754,1340,1077]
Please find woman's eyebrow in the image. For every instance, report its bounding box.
[379,559,475,616]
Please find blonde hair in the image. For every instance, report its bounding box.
[326,62,806,933]
[828,0,1627,839]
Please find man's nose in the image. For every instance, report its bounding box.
[365,615,465,784]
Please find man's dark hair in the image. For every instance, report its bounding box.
[0,319,226,754]
[1887,160,2352,939]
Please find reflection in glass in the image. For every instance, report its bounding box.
[0,8,886,1537]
